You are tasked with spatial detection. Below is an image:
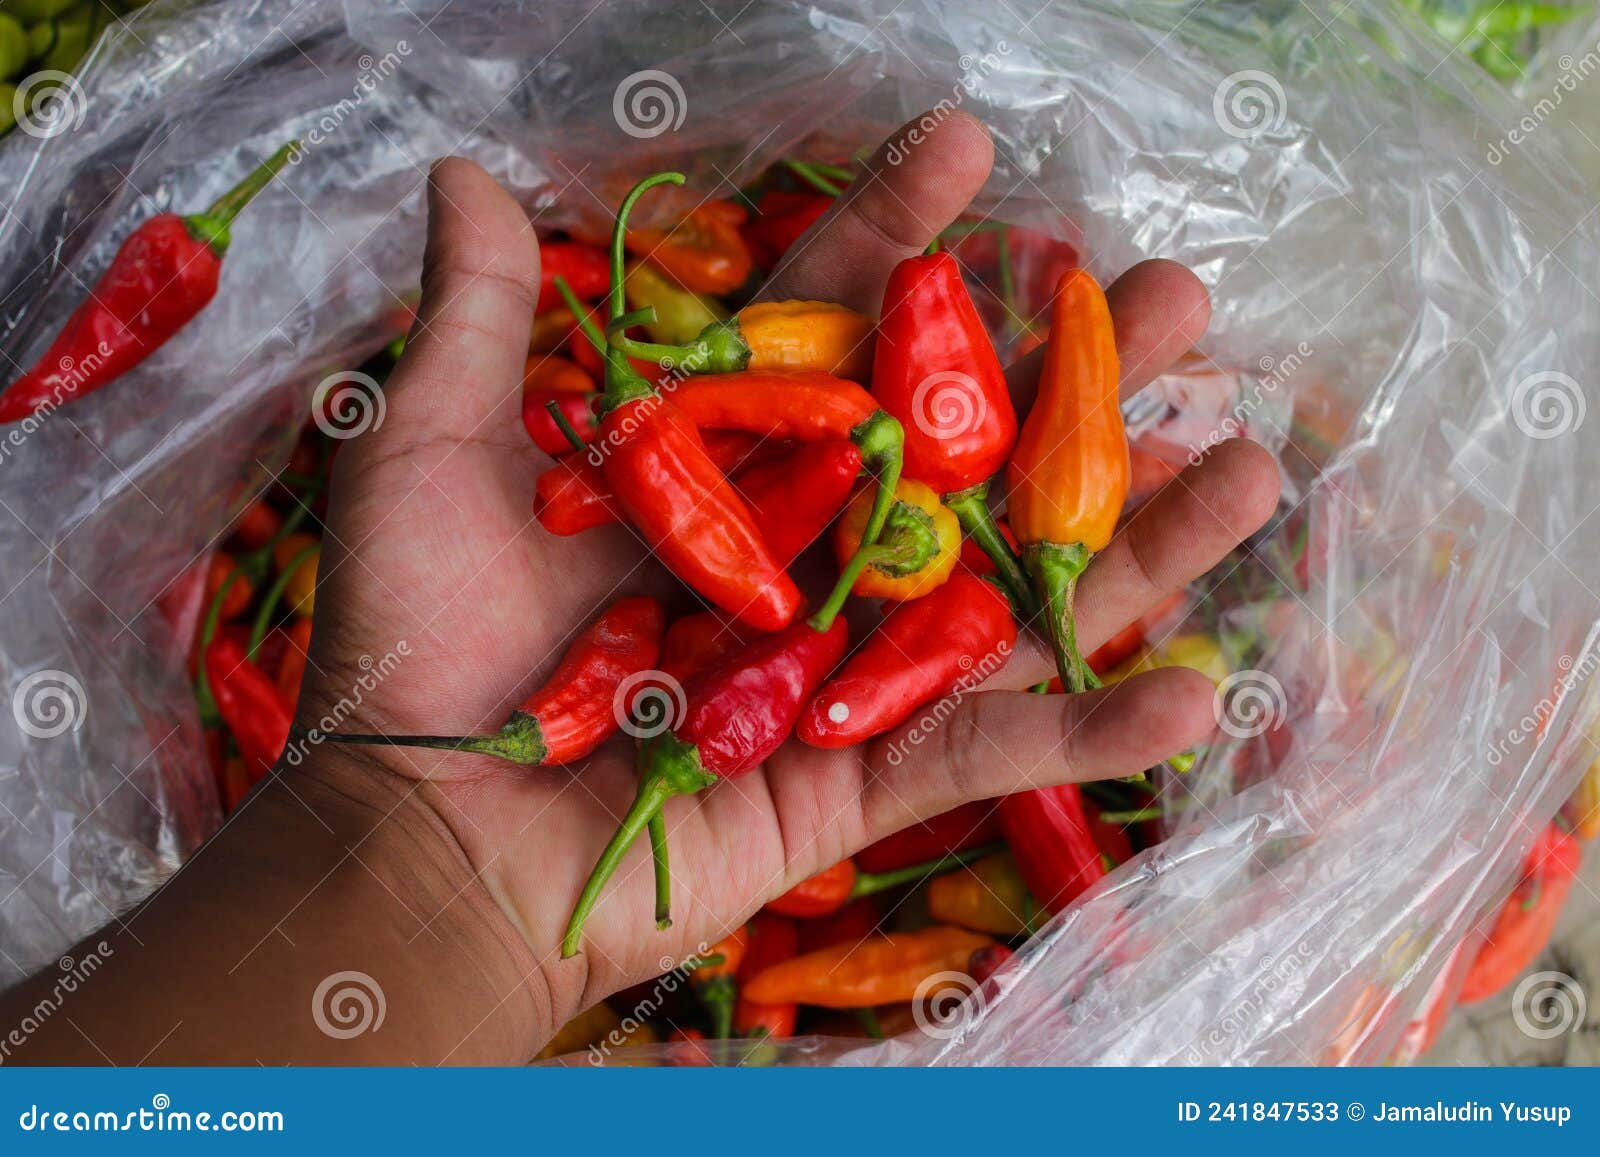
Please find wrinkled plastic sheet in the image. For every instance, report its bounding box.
[1,0,1597,1064]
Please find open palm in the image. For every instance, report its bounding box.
[292,111,1279,1052]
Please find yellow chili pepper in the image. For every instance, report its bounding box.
[1108,633,1230,685]
[272,532,320,618]
[739,300,874,382]
[1006,268,1129,692]
[831,477,960,602]
[926,852,1031,935]
[623,260,726,345]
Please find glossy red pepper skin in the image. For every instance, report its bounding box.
[537,241,611,313]
[855,801,1002,874]
[659,611,748,686]
[1459,823,1583,1003]
[871,253,1017,494]
[204,635,293,784]
[322,598,664,766]
[670,371,877,441]
[733,913,801,1039]
[798,572,1015,748]
[677,617,848,777]
[999,783,1107,915]
[731,440,862,566]
[742,191,831,269]
[600,395,801,632]
[1,145,296,424]
[522,390,599,455]
[765,860,857,918]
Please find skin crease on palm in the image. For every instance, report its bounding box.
[0,110,1280,1065]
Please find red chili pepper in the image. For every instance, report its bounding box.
[593,175,801,633]
[204,634,293,784]
[796,897,883,953]
[872,253,1028,613]
[537,240,611,313]
[766,842,1001,919]
[625,200,753,295]
[229,499,283,551]
[0,143,298,424]
[1459,823,1583,1003]
[855,801,1003,874]
[659,610,747,686]
[998,783,1106,916]
[732,440,861,566]
[321,597,664,765]
[742,190,832,269]
[561,616,848,956]
[1084,799,1136,867]
[276,616,313,707]
[733,913,801,1039]
[522,390,599,455]
[966,943,1014,988]
[533,430,763,538]
[799,572,1015,748]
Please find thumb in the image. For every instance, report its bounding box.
[380,157,542,441]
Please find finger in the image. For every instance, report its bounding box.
[858,666,1216,839]
[1006,258,1211,412]
[1075,438,1280,657]
[755,110,994,311]
[380,157,541,441]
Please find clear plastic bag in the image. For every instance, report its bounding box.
[2,0,1596,1064]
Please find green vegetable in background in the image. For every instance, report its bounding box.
[0,13,29,78]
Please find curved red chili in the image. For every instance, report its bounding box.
[998,782,1106,916]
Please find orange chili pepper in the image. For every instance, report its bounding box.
[1006,269,1129,692]
[830,477,959,602]
[926,851,1031,935]
[743,926,994,1008]
[271,532,320,618]
[276,616,313,706]
[625,200,753,295]
[611,299,875,381]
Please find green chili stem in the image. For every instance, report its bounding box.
[848,840,1006,899]
[544,400,588,453]
[204,141,301,228]
[562,773,677,958]
[649,808,672,930]
[946,484,1035,618]
[781,158,843,197]
[552,275,607,353]
[246,542,318,660]
[1026,541,1093,693]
